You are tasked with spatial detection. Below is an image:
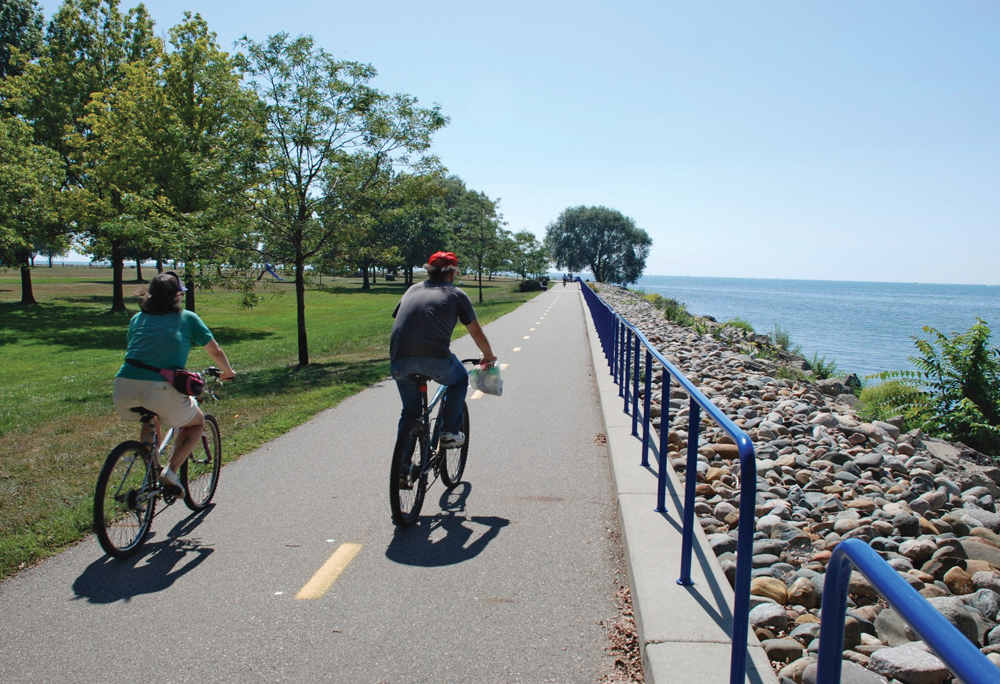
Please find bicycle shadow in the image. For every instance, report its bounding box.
[385,483,509,567]
[73,507,216,604]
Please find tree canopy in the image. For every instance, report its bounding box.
[239,32,447,365]
[545,205,651,285]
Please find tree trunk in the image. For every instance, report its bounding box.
[156,257,163,274]
[17,249,37,305]
[136,261,145,283]
[183,263,196,312]
[29,253,36,267]
[295,253,309,366]
[111,242,127,312]
[361,260,371,291]
[48,254,54,268]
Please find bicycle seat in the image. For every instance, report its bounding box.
[129,407,158,420]
[407,373,434,383]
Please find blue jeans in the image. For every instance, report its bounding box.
[390,355,468,436]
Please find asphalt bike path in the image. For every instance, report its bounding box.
[0,283,623,684]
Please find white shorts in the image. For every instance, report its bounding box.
[112,377,199,428]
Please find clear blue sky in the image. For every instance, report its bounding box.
[39,1,1000,285]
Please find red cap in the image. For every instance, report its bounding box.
[428,251,459,268]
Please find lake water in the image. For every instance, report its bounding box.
[630,276,1000,377]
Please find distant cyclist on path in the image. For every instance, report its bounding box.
[389,252,496,448]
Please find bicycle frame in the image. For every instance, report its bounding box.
[409,381,448,482]
[134,370,221,498]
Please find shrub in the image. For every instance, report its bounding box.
[772,323,802,355]
[775,365,809,383]
[857,380,927,427]
[868,318,1000,455]
[517,279,543,292]
[650,295,697,327]
[810,352,839,381]
[713,318,755,346]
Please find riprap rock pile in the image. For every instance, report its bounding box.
[593,284,1000,683]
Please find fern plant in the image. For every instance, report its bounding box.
[868,318,1000,455]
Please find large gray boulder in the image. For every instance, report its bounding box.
[867,642,951,684]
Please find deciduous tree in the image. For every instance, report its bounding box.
[545,205,651,285]
[0,0,44,80]
[0,115,64,304]
[240,33,446,365]
[7,0,159,311]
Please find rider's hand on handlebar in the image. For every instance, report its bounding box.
[479,354,497,368]
[221,369,236,381]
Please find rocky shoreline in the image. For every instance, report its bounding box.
[593,284,1000,684]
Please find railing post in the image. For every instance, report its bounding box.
[615,316,625,390]
[814,550,852,684]
[656,371,669,513]
[678,400,700,586]
[622,328,632,406]
[641,349,652,467]
[631,336,640,435]
[729,442,756,684]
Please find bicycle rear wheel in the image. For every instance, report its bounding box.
[182,414,221,511]
[390,420,427,527]
[94,441,156,558]
[439,401,470,489]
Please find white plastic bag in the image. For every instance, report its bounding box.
[469,363,503,396]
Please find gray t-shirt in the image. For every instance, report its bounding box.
[390,280,477,360]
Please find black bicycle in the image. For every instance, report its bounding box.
[390,359,478,527]
[94,368,224,557]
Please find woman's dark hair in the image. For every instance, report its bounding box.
[140,273,183,315]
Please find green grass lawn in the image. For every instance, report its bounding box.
[0,266,540,579]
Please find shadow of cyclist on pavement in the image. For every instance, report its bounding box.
[385,483,509,567]
[73,507,215,604]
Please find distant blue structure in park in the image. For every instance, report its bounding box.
[258,263,284,281]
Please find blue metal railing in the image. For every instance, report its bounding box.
[817,538,999,684]
[578,280,758,684]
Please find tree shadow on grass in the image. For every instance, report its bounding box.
[315,282,408,296]
[225,358,390,400]
[0,302,275,352]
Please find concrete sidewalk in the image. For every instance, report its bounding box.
[578,288,779,684]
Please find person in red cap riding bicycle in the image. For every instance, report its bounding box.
[389,251,497,447]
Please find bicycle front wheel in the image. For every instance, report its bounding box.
[182,414,221,511]
[94,441,156,558]
[390,420,427,527]
[439,401,470,489]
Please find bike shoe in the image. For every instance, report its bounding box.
[159,467,186,498]
[440,431,465,449]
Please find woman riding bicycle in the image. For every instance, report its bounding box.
[389,252,496,447]
[112,272,235,497]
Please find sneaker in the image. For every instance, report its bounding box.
[440,431,465,449]
[398,465,413,490]
[159,467,186,498]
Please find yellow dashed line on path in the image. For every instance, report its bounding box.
[501,363,509,370]
[513,347,522,352]
[523,336,530,340]
[470,390,484,400]
[296,543,363,600]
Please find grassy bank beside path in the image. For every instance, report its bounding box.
[0,266,540,580]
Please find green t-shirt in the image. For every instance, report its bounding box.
[116,309,215,382]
